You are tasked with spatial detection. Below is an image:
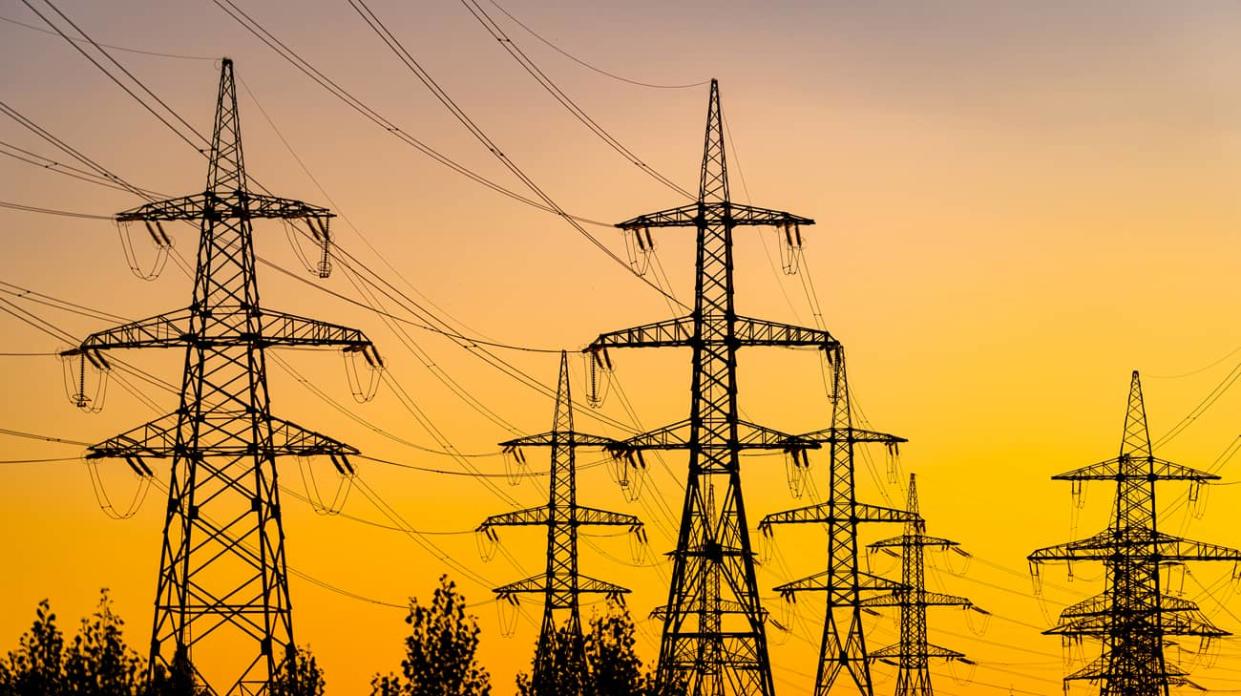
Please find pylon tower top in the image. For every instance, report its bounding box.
[1030,371,1241,695]
[587,79,838,696]
[478,351,643,695]
[65,59,379,695]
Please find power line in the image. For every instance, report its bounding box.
[0,200,112,219]
[0,13,215,61]
[345,0,684,307]
[458,0,696,197]
[481,0,709,90]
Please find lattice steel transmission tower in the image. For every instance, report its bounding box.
[758,348,914,696]
[865,474,980,696]
[585,79,837,696]
[64,59,380,695]
[477,351,644,695]
[1029,371,1241,695]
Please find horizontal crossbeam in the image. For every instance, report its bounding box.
[586,315,836,351]
[84,412,358,460]
[612,418,820,453]
[116,191,333,222]
[1052,455,1218,482]
[758,501,916,532]
[1029,529,1241,563]
[616,202,813,230]
[65,308,377,355]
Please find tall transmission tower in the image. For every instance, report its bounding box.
[865,473,980,696]
[64,58,380,695]
[1029,371,1241,695]
[477,351,644,695]
[585,79,837,695]
[758,348,914,696]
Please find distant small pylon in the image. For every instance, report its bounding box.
[477,351,643,695]
[865,474,983,696]
[1029,371,1241,695]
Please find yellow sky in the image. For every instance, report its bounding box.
[4,1,1241,694]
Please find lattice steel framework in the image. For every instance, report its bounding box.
[64,59,379,695]
[478,351,643,695]
[1029,371,1241,695]
[865,474,979,696]
[758,348,914,695]
[586,79,835,696]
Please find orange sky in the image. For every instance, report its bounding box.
[4,1,1241,694]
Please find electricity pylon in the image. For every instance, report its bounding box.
[865,474,980,696]
[477,351,644,695]
[64,58,380,695]
[1029,371,1241,695]
[758,347,915,696]
[586,79,837,696]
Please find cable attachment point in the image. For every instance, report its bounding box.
[496,594,520,637]
[285,217,334,279]
[501,445,527,486]
[475,526,500,562]
[608,447,646,502]
[622,225,655,275]
[342,345,382,403]
[116,220,172,281]
[298,454,354,515]
[885,442,901,484]
[777,222,802,275]
[783,446,810,499]
[84,453,152,521]
[61,349,109,413]
[585,348,613,408]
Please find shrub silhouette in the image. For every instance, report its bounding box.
[371,575,491,696]
[514,606,662,696]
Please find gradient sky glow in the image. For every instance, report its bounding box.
[4,1,1241,694]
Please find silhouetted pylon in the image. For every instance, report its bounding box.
[865,474,983,696]
[586,79,836,695]
[1029,371,1241,695]
[759,347,913,695]
[477,351,644,695]
[64,59,380,695]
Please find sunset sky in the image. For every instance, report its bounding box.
[4,1,1241,694]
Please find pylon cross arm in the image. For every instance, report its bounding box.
[116,192,334,223]
[1030,529,1241,562]
[65,308,378,355]
[574,505,642,530]
[1064,655,1194,683]
[869,532,958,550]
[477,504,550,531]
[586,315,837,352]
[83,412,361,460]
[869,643,967,662]
[733,316,836,348]
[759,501,914,532]
[498,431,622,449]
[772,569,905,598]
[493,573,629,600]
[616,202,813,230]
[615,418,820,452]
[257,309,378,352]
[1052,455,1218,482]
[860,590,972,609]
[67,310,195,354]
[797,426,906,446]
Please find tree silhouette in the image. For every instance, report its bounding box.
[514,606,660,696]
[0,598,65,695]
[0,591,157,696]
[269,646,325,696]
[371,576,491,696]
[512,623,586,696]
